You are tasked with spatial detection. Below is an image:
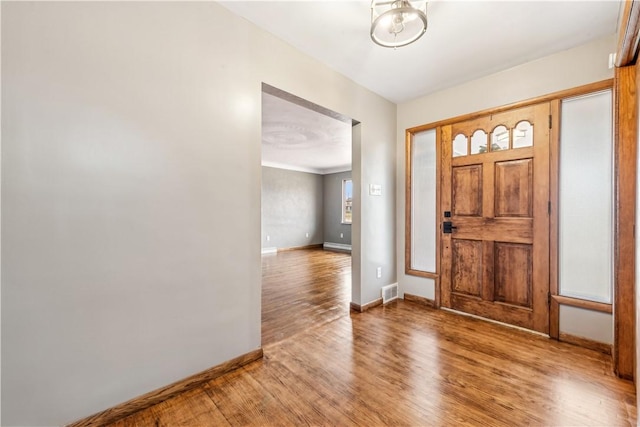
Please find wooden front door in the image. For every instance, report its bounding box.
[441,103,550,333]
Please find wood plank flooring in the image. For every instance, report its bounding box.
[110,249,636,426]
[261,249,351,345]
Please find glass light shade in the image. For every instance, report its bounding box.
[371,0,428,48]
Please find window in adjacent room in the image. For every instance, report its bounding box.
[342,179,353,224]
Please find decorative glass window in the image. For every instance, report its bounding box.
[453,133,468,157]
[491,125,510,151]
[471,129,488,154]
[513,121,533,148]
[342,179,353,224]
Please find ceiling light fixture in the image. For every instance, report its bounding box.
[370,0,428,48]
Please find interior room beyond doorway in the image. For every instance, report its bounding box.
[261,84,355,345]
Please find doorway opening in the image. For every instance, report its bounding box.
[260,83,355,345]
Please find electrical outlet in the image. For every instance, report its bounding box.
[266,235,270,241]
[376,267,382,278]
[305,232,309,238]
[340,233,343,238]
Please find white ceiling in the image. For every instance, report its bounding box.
[222,0,622,173]
[262,91,352,175]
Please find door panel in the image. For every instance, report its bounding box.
[441,103,550,333]
[451,239,483,297]
[495,159,533,217]
[452,165,483,216]
[494,242,533,308]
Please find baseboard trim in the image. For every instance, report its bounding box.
[261,247,277,255]
[323,242,352,253]
[67,348,263,427]
[559,332,612,355]
[403,293,436,308]
[350,298,383,313]
[278,244,323,252]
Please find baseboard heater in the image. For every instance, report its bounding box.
[323,242,352,252]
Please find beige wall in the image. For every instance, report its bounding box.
[1,2,396,425]
[2,3,621,424]
[396,34,616,339]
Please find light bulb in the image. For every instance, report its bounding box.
[390,12,405,34]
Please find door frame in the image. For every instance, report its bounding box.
[405,80,620,351]
[612,0,640,382]
[612,65,637,380]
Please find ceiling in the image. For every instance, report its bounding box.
[221,0,622,173]
[262,90,352,175]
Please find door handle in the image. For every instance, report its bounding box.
[443,221,457,234]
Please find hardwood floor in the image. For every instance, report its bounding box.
[110,249,636,426]
[261,248,351,345]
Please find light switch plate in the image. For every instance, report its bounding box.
[369,184,382,196]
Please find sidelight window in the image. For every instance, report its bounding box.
[407,129,437,275]
[558,90,613,303]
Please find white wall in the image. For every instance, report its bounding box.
[397,35,615,338]
[1,2,396,425]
